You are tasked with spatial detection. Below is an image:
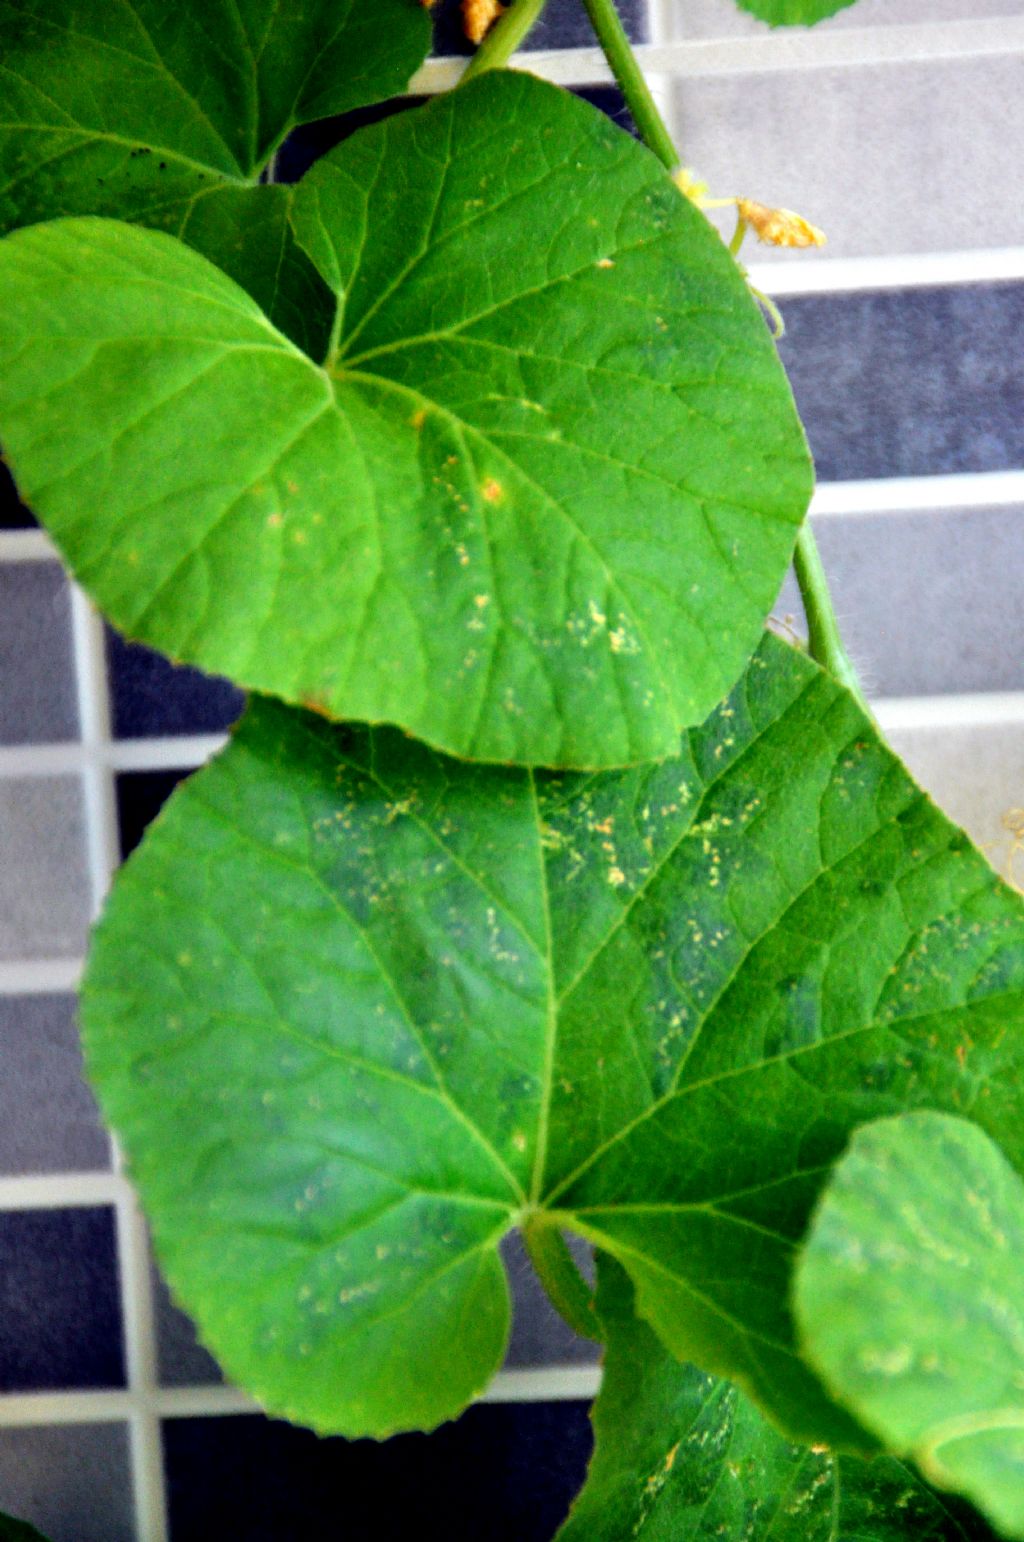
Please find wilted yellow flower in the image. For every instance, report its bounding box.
[463,0,507,43]
[736,199,826,249]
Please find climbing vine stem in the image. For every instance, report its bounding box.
[578,0,678,170]
[461,0,550,81]
[581,0,864,701]
[793,525,869,711]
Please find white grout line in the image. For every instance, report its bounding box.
[0,528,53,562]
[0,1172,127,1211]
[0,734,228,780]
[809,470,1024,517]
[875,692,1024,734]
[750,246,1024,297]
[0,1366,602,1433]
[67,584,170,1542]
[411,19,1024,93]
[0,958,82,994]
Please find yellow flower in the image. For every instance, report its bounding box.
[736,199,826,249]
[463,0,507,44]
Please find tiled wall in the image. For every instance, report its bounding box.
[1,3,1022,1538]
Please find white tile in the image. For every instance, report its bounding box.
[670,53,1024,258]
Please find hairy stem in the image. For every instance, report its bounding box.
[579,0,678,170]
[461,0,549,81]
[793,525,868,709]
[523,1218,603,1341]
[582,0,861,696]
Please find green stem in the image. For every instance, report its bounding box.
[582,0,861,703]
[578,0,678,170]
[793,525,868,710]
[461,0,549,82]
[523,1218,603,1341]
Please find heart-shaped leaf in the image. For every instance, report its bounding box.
[556,1255,995,1541]
[0,0,430,343]
[0,72,812,769]
[732,0,860,24]
[80,634,1024,1437]
[795,1112,1024,1538]
[0,0,431,221]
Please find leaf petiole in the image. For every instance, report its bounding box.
[460,0,550,81]
[522,1216,603,1342]
[578,0,679,171]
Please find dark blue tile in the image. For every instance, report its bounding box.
[0,995,109,1176]
[165,1402,593,1541]
[278,83,634,188]
[115,768,193,859]
[0,459,35,530]
[0,1208,125,1392]
[431,0,646,56]
[778,282,1024,481]
[106,630,243,741]
[153,1262,224,1389]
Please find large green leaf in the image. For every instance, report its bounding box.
[80,634,1024,1437]
[0,0,429,345]
[0,0,430,219]
[0,73,812,768]
[556,1256,993,1541]
[732,0,860,24]
[795,1112,1024,1538]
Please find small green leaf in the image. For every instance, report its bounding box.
[733,0,860,25]
[0,73,812,768]
[795,1112,1024,1538]
[0,0,429,340]
[557,1256,994,1541]
[80,635,1024,1437]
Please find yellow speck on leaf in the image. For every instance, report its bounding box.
[266,512,283,529]
[737,199,826,249]
[481,477,503,503]
[463,0,506,45]
[410,408,427,430]
[597,257,615,269]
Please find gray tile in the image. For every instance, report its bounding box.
[673,0,1019,39]
[775,504,1024,698]
[670,54,1023,259]
[0,777,91,960]
[883,718,1024,888]
[775,283,1024,480]
[0,1423,135,1542]
[0,562,78,746]
[0,994,109,1175]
